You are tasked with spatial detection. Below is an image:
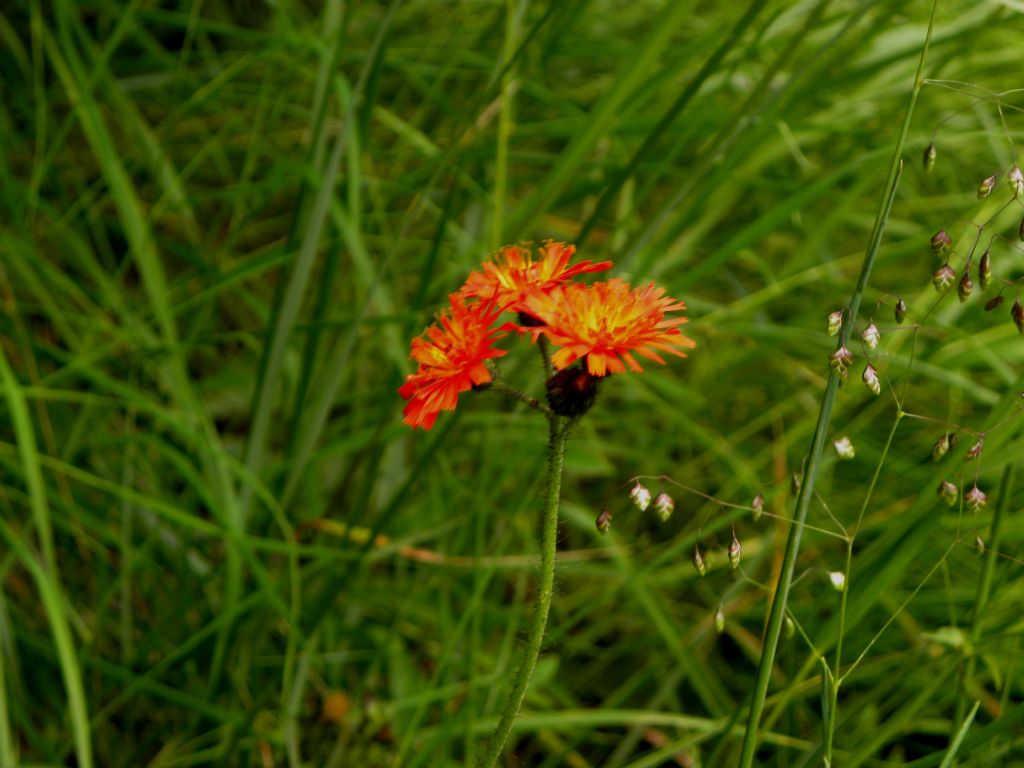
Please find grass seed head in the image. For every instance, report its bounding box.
[978,174,996,198]
[938,480,958,506]
[958,272,974,303]
[629,481,651,512]
[979,251,993,289]
[932,264,956,292]
[923,142,937,173]
[653,491,674,522]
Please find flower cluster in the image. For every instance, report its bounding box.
[399,242,695,429]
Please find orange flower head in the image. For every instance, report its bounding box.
[522,278,696,376]
[399,295,507,429]
[460,241,612,311]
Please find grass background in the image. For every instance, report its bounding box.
[3,0,1024,765]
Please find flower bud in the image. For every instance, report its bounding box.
[833,436,855,460]
[728,532,742,570]
[1012,299,1024,335]
[975,535,985,554]
[714,606,725,634]
[932,264,956,292]
[791,472,802,495]
[751,492,765,521]
[978,175,997,198]
[923,142,937,173]
[829,571,846,592]
[546,366,599,417]
[630,481,651,512]
[692,544,707,577]
[966,485,987,512]
[938,480,958,506]
[930,228,952,253]
[932,433,953,461]
[979,251,993,290]
[985,295,1004,312]
[784,615,796,639]
[1009,165,1024,197]
[862,363,881,396]
[653,491,674,522]
[958,272,973,303]
[826,310,843,337]
[861,323,880,350]
[895,298,907,324]
[595,507,613,535]
[965,437,984,459]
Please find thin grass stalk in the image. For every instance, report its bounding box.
[738,4,938,763]
[480,415,568,767]
[953,465,1015,732]
[823,412,903,763]
[940,700,981,768]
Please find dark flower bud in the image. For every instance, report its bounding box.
[546,365,599,417]
[1012,300,1024,335]
[979,251,993,290]
[751,492,765,521]
[930,228,952,253]
[692,544,707,577]
[958,272,973,303]
[596,507,613,535]
[938,480,958,506]
[985,295,1004,312]
[932,264,956,292]
[923,142,937,173]
[978,175,997,198]
[895,298,908,324]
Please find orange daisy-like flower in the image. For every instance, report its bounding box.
[521,278,696,376]
[398,295,507,429]
[460,241,612,311]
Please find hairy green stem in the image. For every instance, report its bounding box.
[488,379,552,417]
[738,5,937,764]
[481,415,567,767]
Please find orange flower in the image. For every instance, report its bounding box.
[521,278,695,376]
[399,296,507,429]
[460,241,612,311]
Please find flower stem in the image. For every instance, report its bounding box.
[488,378,553,417]
[737,5,937,764]
[480,415,567,767]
